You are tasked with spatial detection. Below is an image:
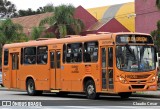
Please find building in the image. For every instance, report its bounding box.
[74,6,98,31]
[11,3,135,37]
[135,0,160,34]
[84,2,135,34]
[12,12,53,36]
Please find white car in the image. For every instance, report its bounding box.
[0,71,3,87]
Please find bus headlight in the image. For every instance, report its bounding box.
[149,76,156,82]
[119,76,127,83]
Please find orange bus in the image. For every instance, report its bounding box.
[2,32,158,99]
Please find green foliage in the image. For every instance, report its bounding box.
[18,8,37,17]
[37,4,55,13]
[31,27,44,40]
[0,0,17,18]
[151,20,160,52]
[0,19,27,44]
[43,32,55,38]
[0,19,28,65]
[31,26,55,39]
[157,20,160,30]
[18,4,55,17]
[39,4,84,38]
[156,0,160,9]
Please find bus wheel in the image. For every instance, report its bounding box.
[27,79,39,96]
[85,80,99,99]
[118,92,132,99]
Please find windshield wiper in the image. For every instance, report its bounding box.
[125,44,134,55]
[125,44,137,61]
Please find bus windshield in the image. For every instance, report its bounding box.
[116,45,156,72]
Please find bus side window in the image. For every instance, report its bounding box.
[21,48,23,64]
[66,43,82,63]
[63,44,66,63]
[66,44,72,63]
[4,49,9,66]
[12,54,19,70]
[56,51,61,68]
[37,46,48,64]
[73,43,82,63]
[108,47,113,67]
[84,41,98,62]
[50,52,54,68]
[24,47,36,64]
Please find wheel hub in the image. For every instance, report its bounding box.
[87,85,94,95]
[28,82,33,93]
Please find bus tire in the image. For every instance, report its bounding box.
[118,92,132,99]
[85,80,99,99]
[27,79,40,96]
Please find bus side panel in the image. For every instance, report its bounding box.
[20,65,50,91]
[2,67,11,88]
[2,51,11,89]
[70,64,84,92]
[61,63,100,92]
[19,80,26,90]
[85,63,101,93]
[61,64,83,92]
[34,65,50,90]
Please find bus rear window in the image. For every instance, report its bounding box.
[4,50,9,65]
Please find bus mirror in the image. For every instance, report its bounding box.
[154,47,157,62]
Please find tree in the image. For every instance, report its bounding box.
[152,0,160,52]
[156,0,160,9]
[37,4,55,14]
[0,19,28,65]
[0,19,27,44]
[18,4,55,17]
[39,4,84,38]
[151,20,160,52]
[18,8,36,17]
[31,27,44,40]
[31,26,55,40]
[0,0,17,18]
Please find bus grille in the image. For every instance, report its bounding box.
[126,74,150,79]
[131,85,145,89]
[129,80,146,84]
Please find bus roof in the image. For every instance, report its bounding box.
[3,32,151,49]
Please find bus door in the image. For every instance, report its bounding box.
[101,46,114,91]
[50,50,61,90]
[11,53,19,88]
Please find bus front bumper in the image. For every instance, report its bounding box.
[114,82,157,93]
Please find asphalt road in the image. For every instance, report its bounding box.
[0,88,160,109]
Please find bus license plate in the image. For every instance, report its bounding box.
[150,85,156,89]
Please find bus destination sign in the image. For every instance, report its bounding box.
[116,35,153,44]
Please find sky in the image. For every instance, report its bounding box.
[9,0,134,11]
